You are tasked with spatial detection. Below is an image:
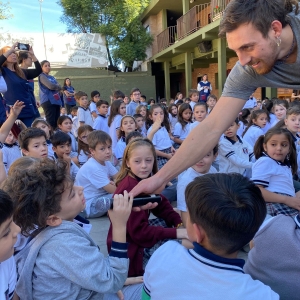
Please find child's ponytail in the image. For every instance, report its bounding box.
[253,135,265,159]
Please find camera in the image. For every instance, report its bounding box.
[17,43,30,51]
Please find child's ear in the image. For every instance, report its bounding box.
[263,143,267,152]
[52,146,56,151]
[89,148,95,156]
[46,215,62,227]
[22,149,29,156]
[193,223,206,244]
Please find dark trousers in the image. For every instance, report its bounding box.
[41,101,60,130]
[65,103,76,115]
[19,116,36,127]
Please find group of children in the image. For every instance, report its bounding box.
[0,90,299,299]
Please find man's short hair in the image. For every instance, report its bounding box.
[0,190,14,226]
[87,130,112,150]
[18,128,47,151]
[74,91,87,101]
[186,173,266,254]
[219,0,298,38]
[51,131,71,147]
[96,100,109,107]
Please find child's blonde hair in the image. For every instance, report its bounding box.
[115,138,158,186]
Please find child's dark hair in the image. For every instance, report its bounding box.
[113,90,125,100]
[254,128,297,174]
[273,99,289,110]
[18,128,47,151]
[168,104,177,117]
[125,131,143,145]
[242,109,269,137]
[175,100,183,108]
[286,106,300,118]
[57,115,72,127]
[116,138,157,186]
[184,97,191,103]
[177,103,192,130]
[147,98,155,105]
[71,106,78,113]
[262,99,273,113]
[133,113,143,119]
[141,95,146,100]
[91,90,100,100]
[0,190,14,226]
[188,89,198,98]
[193,102,208,112]
[207,94,217,101]
[118,115,136,139]
[74,91,87,101]
[108,99,124,127]
[2,159,70,236]
[289,99,300,109]
[31,118,54,138]
[87,130,112,150]
[96,100,109,107]
[78,125,93,155]
[147,104,171,133]
[239,108,251,126]
[51,131,71,147]
[212,144,218,155]
[185,173,266,254]
[130,87,140,95]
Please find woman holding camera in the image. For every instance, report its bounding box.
[0,42,42,127]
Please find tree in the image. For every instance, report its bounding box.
[58,0,153,71]
[0,1,13,20]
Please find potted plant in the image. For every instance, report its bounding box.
[212,5,222,21]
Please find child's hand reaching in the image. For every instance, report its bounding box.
[10,101,25,118]
[116,277,143,300]
[108,191,133,243]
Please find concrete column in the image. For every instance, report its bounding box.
[182,0,189,14]
[185,52,192,94]
[162,9,167,30]
[265,87,277,99]
[164,61,171,99]
[217,38,227,95]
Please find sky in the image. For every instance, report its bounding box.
[0,0,66,33]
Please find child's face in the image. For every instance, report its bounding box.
[34,122,50,139]
[182,108,192,122]
[285,114,300,134]
[23,136,48,158]
[124,96,130,104]
[126,145,154,179]
[192,150,216,174]
[132,91,141,102]
[224,122,239,139]
[207,98,216,108]
[0,216,20,262]
[92,94,100,103]
[263,134,290,162]
[274,105,286,120]
[79,96,89,108]
[53,142,71,159]
[61,107,66,115]
[90,142,112,164]
[185,99,191,104]
[57,184,86,221]
[178,93,183,100]
[5,131,17,145]
[58,119,72,133]
[190,93,199,103]
[79,131,92,145]
[97,104,108,116]
[193,105,207,122]
[253,113,267,128]
[119,103,126,116]
[71,110,77,117]
[135,117,144,129]
[150,107,164,122]
[171,106,177,116]
[121,117,136,136]
[139,107,147,117]
[169,99,175,104]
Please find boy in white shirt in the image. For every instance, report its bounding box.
[76,91,93,127]
[75,130,118,218]
[0,190,21,300]
[143,173,279,300]
[188,89,199,111]
[93,100,109,134]
[71,106,79,138]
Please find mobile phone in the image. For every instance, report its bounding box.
[17,43,30,51]
[110,194,161,209]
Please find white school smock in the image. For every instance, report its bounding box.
[147,126,172,150]
[173,122,190,141]
[243,125,264,148]
[0,257,17,300]
[109,114,122,154]
[93,115,109,134]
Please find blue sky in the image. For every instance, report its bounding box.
[0,0,66,33]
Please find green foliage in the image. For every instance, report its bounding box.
[0,1,13,20]
[58,0,153,71]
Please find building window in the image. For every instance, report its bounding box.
[145,25,150,33]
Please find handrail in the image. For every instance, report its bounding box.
[156,25,177,53]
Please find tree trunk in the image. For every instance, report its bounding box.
[106,42,113,67]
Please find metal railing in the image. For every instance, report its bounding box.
[156,25,177,53]
[177,3,210,40]
[211,0,231,21]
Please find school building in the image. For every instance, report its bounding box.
[140,0,292,100]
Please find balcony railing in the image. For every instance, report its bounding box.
[156,25,177,53]
[211,0,231,21]
[177,3,210,40]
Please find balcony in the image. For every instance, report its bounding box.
[156,25,177,53]
[211,0,231,21]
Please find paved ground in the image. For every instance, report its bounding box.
[88,214,248,260]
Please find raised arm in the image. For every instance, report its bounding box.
[130,96,245,196]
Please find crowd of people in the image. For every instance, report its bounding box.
[1,0,300,299]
